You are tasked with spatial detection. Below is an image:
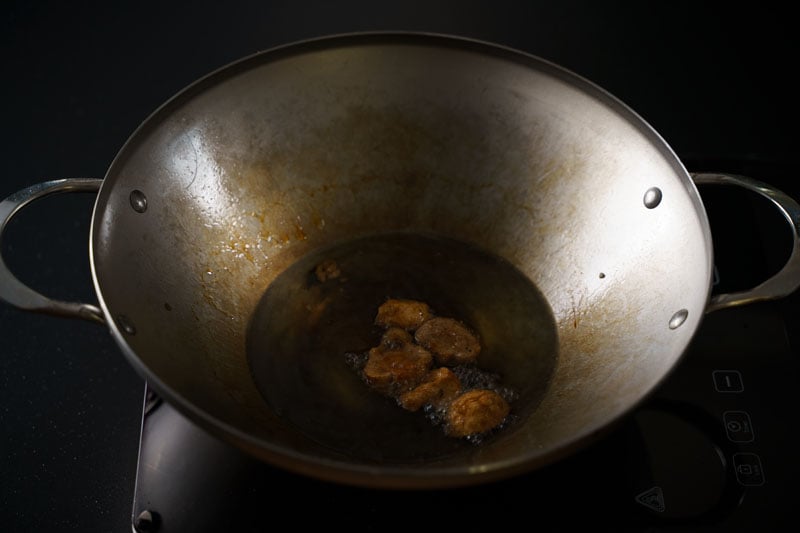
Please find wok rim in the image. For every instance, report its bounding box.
[88,30,714,489]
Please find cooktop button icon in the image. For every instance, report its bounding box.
[634,486,665,513]
[712,370,744,392]
[723,411,754,442]
[733,453,765,486]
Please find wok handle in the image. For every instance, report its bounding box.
[0,178,106,324]
[691,172,800,313]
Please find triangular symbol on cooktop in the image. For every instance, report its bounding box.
[634,486,665,512]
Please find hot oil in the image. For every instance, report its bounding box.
[246,232,558,463]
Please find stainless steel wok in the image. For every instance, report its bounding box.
[2,33,799,489]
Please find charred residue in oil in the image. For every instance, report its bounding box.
[246,232,558,463]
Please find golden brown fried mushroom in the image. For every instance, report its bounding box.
[414,317,481,365]
[353,299,513,439]
[445,389,509,437]
[375,299,433,330]
[362,344,433,395]
[398,367,462,412]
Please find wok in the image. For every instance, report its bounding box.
[2,33,799,489]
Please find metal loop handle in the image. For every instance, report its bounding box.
[0,178,106,324]
[692,172,800,313]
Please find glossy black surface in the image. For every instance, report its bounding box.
[1,2,797,531]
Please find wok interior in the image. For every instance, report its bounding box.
[92,36,711,484]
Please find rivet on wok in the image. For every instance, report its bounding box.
[133,509,159,531]
[144,389,162,416]
[130,190,148,213]
[599,272,606,279]
[643,187,663,209]
[117,315,136,335]
[669,309,689,330]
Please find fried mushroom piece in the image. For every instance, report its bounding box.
[362,343,433,396]
[414,317,481,365]
[445,389,510,437]
[398,367,462,412]
[375,299,433,331]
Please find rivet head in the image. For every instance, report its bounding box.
[669,309,689,330]
[133,509,159,531]
[643,187,663,209]
[117,315,136,335]
[130,190,148,213]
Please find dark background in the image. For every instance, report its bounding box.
[1,1,795,531]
